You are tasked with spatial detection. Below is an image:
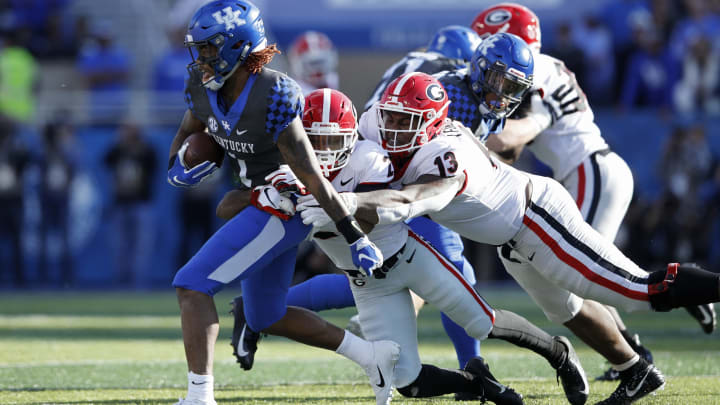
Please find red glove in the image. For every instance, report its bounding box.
[265,165,308,196]
[250,185,296,221]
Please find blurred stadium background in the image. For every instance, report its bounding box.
[1,0,720,291]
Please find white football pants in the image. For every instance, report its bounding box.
[350,230,494,388]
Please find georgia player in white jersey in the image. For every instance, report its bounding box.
[472,2,715,381]
[218,88,531,405]
[299,72,720,404]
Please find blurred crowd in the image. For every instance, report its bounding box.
[548,0,720,116]
[0,0,719,288]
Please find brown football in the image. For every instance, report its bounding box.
[182,132,224,168]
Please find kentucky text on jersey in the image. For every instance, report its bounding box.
[209,132,255,154]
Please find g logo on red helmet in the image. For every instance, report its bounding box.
[485,10,512,25]
[426,84,445,101]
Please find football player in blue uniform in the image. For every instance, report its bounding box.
[166,2,394,404]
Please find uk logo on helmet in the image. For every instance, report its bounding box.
[212,6,245,31]
[426,84,445,101]
[477,35,501,56]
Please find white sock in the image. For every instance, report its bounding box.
[186,371,214,402]
[336,330,373,368]
[612,354,640,372]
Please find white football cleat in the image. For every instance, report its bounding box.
[364,340,401,405]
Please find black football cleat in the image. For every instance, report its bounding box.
[553,336,589,405]
[684,304,716,334]
[596,334,653,381]
[229,296,262,370]
[595,358,665,405]
[464,356,524,405]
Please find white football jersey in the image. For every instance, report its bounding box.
[311,140,407,269]
[385,121,529,246]
[525,53,608,180]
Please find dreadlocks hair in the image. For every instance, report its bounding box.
[243,44,281,74]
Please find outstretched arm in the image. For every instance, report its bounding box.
[485,118,539,163]
[485,91,549,163]
[352,173,465,225]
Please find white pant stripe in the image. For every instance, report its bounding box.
[208,216,285,283]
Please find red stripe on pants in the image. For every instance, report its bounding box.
[408,231,496,323]
[522,215,649,301]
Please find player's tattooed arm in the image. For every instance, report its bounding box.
[353,173,465,225]
[167,109,206,167]
[277,118,351,222]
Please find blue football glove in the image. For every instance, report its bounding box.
[350,236,383,277]
[167,142,218,187]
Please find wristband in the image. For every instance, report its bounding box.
[336,215,364,244]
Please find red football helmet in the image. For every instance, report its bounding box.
[376,72,449,157]
[288,31,339,90]
[303,88,358,176]
[471,3,542,52]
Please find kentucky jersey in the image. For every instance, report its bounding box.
[522,53,608,180]
[311,140,404,269]
[184,68,304,189]
[364,51,465,111]
[434,68,504,139]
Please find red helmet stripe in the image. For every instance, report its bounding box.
[391,71,420,96]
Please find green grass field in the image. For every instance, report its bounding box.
[1,286,719,404]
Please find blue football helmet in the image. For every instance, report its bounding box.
[427,25,482,62]
[185,0,267,90]
[469,32,533,120]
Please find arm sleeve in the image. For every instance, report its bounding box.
[376,183,457,225]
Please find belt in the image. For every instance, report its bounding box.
[380,243,405,272]
[373,243,406,279]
